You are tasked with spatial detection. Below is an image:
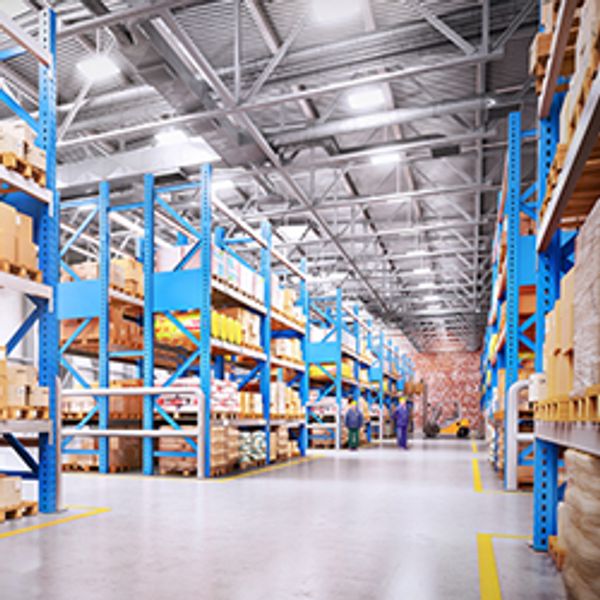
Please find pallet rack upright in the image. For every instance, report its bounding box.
[0,8,59,512]
[480,111,538,489]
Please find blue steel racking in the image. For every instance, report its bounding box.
[531,2,600,550]
[0,8,59,512]
[58,165,309,477]
[480,111,538,488]
[306,291,413,448]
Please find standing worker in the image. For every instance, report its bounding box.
[345,401,364,451]
[393,398,410,450]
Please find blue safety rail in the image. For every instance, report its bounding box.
[58,183,146,473]
[479,111,539,488]
[0,9,58,513]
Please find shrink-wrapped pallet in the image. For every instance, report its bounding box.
[562,450,600,600]
[573,200,600,395]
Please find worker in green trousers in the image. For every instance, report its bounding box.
[345,401,364,450]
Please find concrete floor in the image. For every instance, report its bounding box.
[0,439,566,600]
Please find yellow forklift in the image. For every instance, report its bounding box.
[423,401,470,439]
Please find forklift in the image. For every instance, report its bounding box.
[423,400,470,439]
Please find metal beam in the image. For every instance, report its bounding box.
[412,1,476,54]
[57,52,502,150]
[271,96,497,146]
[156,10,391,313]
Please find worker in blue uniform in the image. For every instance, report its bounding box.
[345,401,364,450]
[393,398,410,449]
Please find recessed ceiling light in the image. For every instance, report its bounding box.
[154,129,189,146]
[77,54,120,83]
[348,87,386,111]
[370,152,400,166]
[312,0,364,24]
[405,249,427,257]
[212,179,235,191]
[423,295,441,302]
[412,267,432,275]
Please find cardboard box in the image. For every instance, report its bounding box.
[16,212,37,270]
[556,353,574,397]
[0,476,22,507]
[560,269,575,354]
[26,145,46,171]
[29,386,49,408]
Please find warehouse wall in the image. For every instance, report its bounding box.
[410,352,483,433]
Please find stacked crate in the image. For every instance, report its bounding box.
[0,349,50,419]
[0,203,39,276]
[62,435,142,473]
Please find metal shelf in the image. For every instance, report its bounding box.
[0,163,52,205]
[272,310,305,334]
[0,419,52,435]
[0,271,52,300]
[537,74,600,251]
[271,356,305,372]
[536,421,600,458]
[212,277,266,315]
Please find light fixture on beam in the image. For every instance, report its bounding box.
[370,152,400,166]
[412,267,432,276]
[347,87,386,112]
[154,129,188,146]
[312,0,364,25]
[77,54,120,83]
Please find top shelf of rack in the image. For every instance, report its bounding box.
[0,9,52,67]
[537,74,600,251]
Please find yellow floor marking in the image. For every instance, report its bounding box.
[0,505,110,540]
[472,457,484,493]
[471,440,478,453]
[477,533,531,600]
[212,455,323,482]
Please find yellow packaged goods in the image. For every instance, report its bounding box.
[0,476,22,507]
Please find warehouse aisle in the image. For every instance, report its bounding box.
[0,441,565,600]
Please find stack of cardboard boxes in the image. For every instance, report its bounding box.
[0,475,22,509]
[0,120,46,176]
[62,436,142,472]
[271,338,302,363]
[239,391,263,416]
[0,204,38,272]
[0,348,49,417]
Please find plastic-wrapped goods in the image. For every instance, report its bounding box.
[573,199,600,395]
[562,449,600,600]
[239,430,266,467]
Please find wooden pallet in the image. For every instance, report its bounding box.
[239,458,267,471]
[311,439,335,449]
[548,536,566,571]
[157,466,196,477]
[210,464,233,477]
[0,258,42,283]
[0,500,38,524]
[211,411,238,421]
[0,406,49,420]
[62,463,135,474]
[0,152,46,187]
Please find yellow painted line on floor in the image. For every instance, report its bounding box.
[471,440,478,453]
[477,532,530,600]
[472,457,484,493]
[0,505,110,540]
[212,455,323,482]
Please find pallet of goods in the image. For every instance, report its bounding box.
[539,0,600,222]
[0,475,38,524]
[0,120,46,187]
[559,450,600,599]
[63,434,142,473]
[239,430,266,470]
[271,337,303,365]
[271,281,305,328]
[0,203,41,282]
[62,379,143,421]
[0,348,49,420]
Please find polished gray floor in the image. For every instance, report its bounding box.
[0,439,566,599]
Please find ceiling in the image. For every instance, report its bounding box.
[1,0,539,352]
